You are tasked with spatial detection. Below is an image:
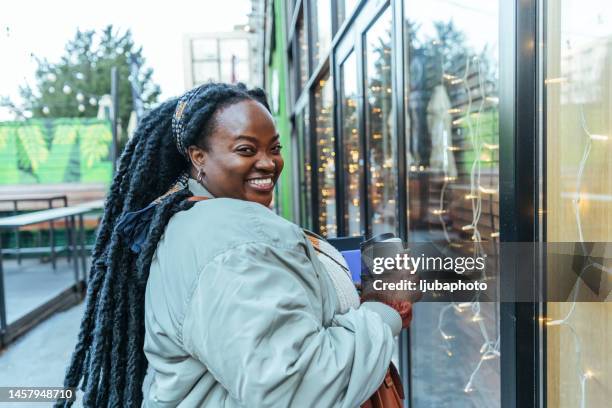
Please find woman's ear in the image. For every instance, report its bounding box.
[187,145,207,169]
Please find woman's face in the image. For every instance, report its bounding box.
[189,99,284,207]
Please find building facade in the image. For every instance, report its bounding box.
[264,0,611,407]
[183,0,266,89]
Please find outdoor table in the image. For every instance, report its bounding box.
[0,204,98,341]
[0,194,68,267]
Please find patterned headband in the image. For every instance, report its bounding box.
[172,86,203,158]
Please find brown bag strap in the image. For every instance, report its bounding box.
[361,365,405,408]
[187,195,212,202]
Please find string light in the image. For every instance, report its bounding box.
[544,77,568,84]
[315,78,336,237]
[539,105,605,408]
[434,53,501,397]
[588,134,608,141]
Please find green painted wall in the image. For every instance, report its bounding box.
[0,118,113,185]
[268,0,295,221]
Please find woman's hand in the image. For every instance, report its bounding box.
[359,269,420,329]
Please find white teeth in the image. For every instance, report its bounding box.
[248,178,273,186]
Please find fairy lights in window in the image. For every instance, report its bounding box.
[315,77,337,237]
[431,50,502,397]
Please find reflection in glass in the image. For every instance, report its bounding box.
[313,0,332,64]
[365,8,396,235]
[403,1,501,406]
[341,52,363,236]
[315,76,336,237]
[337,0,359,26]
[297,106,312,230]
[297,14,309,90]
[544,1,612,407]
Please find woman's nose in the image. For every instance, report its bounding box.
[255,155,277,172]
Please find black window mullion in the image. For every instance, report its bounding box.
[499,0,542,407]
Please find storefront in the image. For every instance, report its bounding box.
[264,0,611,406]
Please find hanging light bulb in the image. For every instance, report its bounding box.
[76,92,84,102]
[75,72,84,80]
[48,86,55,94]
[63,85,72,94]
[89,97,98,106]
[78,104,85,112]
[46,73,57,82]
[42,106,50,115]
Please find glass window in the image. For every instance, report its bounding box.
[297,12,309,90]
[340,52,363,236]
[219,39,250,84]
[296,106,312,229]
[288,50,297,103]
[314,76,336,237]
[312,0,332,64]
[193,61,219,85]
[403,1,501,406]
[220,39,249,60]
[544,1,612,407]
[286,0,295,21]
[191,38,218,60]
[365,8,396,236]
[337,0,359,27]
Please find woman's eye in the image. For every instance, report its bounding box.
[271,145,283,153]
[236,146,256,155]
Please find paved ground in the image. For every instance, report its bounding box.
[2,257,79,324]
[0,302,84,407]
[0,256,86,407]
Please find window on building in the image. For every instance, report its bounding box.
[189,36,251,86]
[297,11,310,90]
[403,1,501,406]
[296,105,312,229]
[314,75,336,237]
[312,0,332,65]
[286,0,295,22]
[220,39,250,84]
[365,7,396,236]
[337,0,359,27]
[340,51,363,236]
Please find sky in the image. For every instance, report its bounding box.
[0,0,251,120]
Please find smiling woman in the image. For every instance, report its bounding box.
[186,100,284,207]
[58,82,408,407]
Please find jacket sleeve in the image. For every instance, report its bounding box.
[181,241,397,408]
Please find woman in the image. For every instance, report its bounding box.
[60,83,409,407]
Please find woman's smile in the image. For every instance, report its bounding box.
[246,176,275,192]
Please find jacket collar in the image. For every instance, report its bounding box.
[188,178,215,199]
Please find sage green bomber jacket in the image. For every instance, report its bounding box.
[143,180,401,408]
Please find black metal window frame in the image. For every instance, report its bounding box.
[499,0,545,407]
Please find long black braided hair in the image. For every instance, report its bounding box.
[58,83,271,407]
